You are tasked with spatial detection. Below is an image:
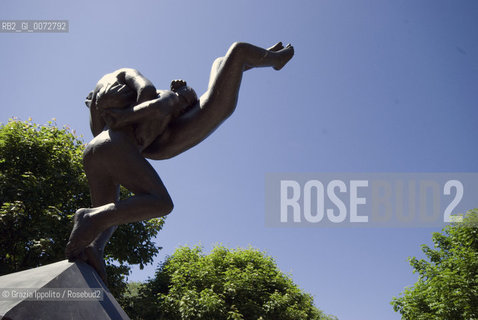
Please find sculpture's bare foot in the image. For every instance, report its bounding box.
[65,208,102,260]
[84,245,108,285]
[245,42,288,72]
[273,44,294,71]
[268,42,284,52]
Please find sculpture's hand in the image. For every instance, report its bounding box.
[121,68,157,104]
[136,83,157,104]
[170,79,187,92]
[169,80,198,117]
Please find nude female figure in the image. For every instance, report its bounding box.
[65,42,294,282]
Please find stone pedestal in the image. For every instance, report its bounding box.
[0,260,130,319]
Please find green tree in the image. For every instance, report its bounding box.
[126,245,337,320]
[391,209,478,319]
[0,119,164,299]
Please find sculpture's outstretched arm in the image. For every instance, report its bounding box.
[102,90,180,129]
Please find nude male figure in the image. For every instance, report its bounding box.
[66,42,294,282]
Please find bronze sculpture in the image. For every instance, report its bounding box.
[66,42,294,282]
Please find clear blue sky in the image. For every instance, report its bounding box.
[2,1,478,319]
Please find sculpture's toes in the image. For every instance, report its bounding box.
[268,42,284,52]
[65,209,96,260]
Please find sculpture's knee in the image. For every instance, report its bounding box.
[163,194,174,215]
[159,195,174,217]
[211,57,224,73]
[165,200,174,215]
[151,188,174,217]
[227,42,248,58]
[82,138,109,172]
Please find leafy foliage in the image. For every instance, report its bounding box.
[0,119,164,299]
[125,246,337,320]
[391,209,478,319]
